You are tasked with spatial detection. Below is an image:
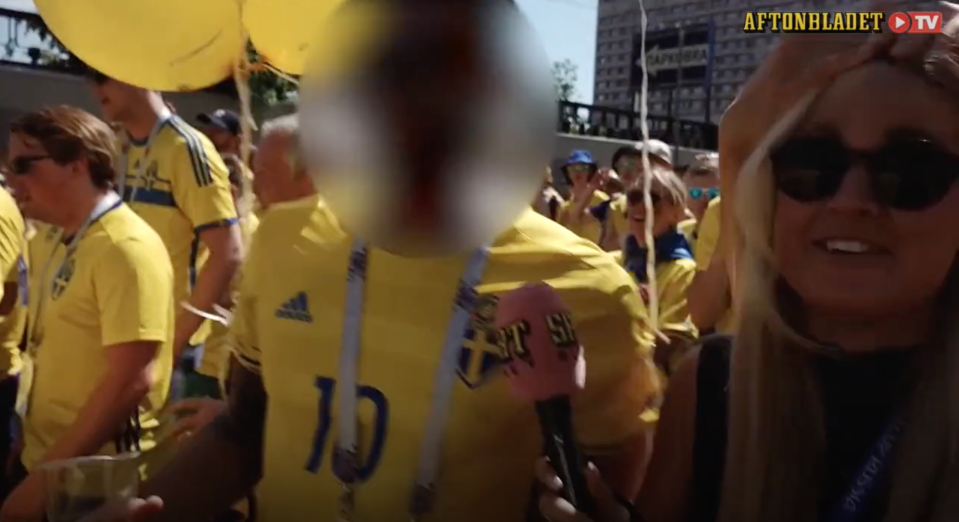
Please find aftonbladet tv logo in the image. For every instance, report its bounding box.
[742,11,939,33]
[888,12,942,34]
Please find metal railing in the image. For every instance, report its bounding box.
[557,100,718,151]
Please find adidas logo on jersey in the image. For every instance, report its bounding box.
[275,292,314,323]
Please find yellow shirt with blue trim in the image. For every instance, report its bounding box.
[197,213,260,380]
[615,232,698,344]
[23,205,174,470]
[230,199,660,522]
[558,190,608,244]
[122,116,238,348]
[0,189,26,378]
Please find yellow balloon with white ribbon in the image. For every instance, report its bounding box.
[34,0,243,91]
[243,0,346,75]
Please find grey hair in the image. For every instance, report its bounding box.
[260,114,302,171]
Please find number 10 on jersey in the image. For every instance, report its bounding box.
[304,376,390,481]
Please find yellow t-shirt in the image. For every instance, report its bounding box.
[558,190,609,244]
[611,251,698,342]
[0,189,26,377]
[23,205,174,470]
[691,198,733,333]
[122,116,238,349]
[231,200,660,522]
[694,197,720,270]
[196,213,260,379]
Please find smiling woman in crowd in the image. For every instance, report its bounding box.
[538,16,959,522]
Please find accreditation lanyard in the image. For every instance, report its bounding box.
[118,111,172,203]
[335,239,489,522]
[823,416,903,522]
[27,192,122,351]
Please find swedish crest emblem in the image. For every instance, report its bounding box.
[470,294,499,344]
[51,258,76,300]
[457,294,502,389]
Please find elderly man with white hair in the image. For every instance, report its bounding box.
[252,114,318,210]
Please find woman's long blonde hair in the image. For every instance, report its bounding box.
[718,29,959,522]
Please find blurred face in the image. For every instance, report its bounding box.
[566,164,593,190]
[615,155,643,185]
[625,187,683,239]
[6,133,78,222]
[88,77,141,123]
[684,167,720,221]
[252,131,295,209]
[772,63,959,317]
[202,126,238,154]
[301,1,554,256]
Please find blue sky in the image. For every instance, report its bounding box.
[0,0,598,102]
[516,0,596,103]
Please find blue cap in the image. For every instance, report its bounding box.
[562,150,596,170]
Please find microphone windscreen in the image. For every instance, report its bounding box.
[496,282,586,402]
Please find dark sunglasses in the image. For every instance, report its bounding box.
[7,155,51,175]
[626,190,662,207]
[689,187,719,200]
[566,164,592,175]
[770,136,959,211]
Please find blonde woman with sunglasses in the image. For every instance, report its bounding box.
[538,7,959,522]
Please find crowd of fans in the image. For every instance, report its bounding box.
[0,3,955,522]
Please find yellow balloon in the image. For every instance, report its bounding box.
[35,0,243,91]
[243,0,345,75]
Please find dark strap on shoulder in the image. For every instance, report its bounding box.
[689,335,732,522]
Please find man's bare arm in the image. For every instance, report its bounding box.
[139,357,265,522]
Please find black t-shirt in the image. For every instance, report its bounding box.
[690,336,915,522]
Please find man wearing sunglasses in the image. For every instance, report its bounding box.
[86,70,243,401]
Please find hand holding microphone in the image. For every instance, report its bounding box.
[496,282,595,515]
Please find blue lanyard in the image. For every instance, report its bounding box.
[823,417,903,522]
[28,193,122,350]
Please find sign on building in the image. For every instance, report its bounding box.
[630,22,714,89]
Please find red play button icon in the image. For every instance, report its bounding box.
[889,12,911,34]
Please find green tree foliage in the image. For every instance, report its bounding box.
[551,58,578,102]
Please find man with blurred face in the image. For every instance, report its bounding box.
[196,109,241,157]
[87,71,242,401]
[89,2,660,522]
[252,115,317,210]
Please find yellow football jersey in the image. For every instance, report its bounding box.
[557,190,609,244]
[197,213,260,380]
[611,250,697,342]
[122,116,238,349]
[231,199,659,522]
[22,204,174,470]
[694,197,720,271]
[606,193,630,248]
[691,198,734,333]
[0,189,26,377]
